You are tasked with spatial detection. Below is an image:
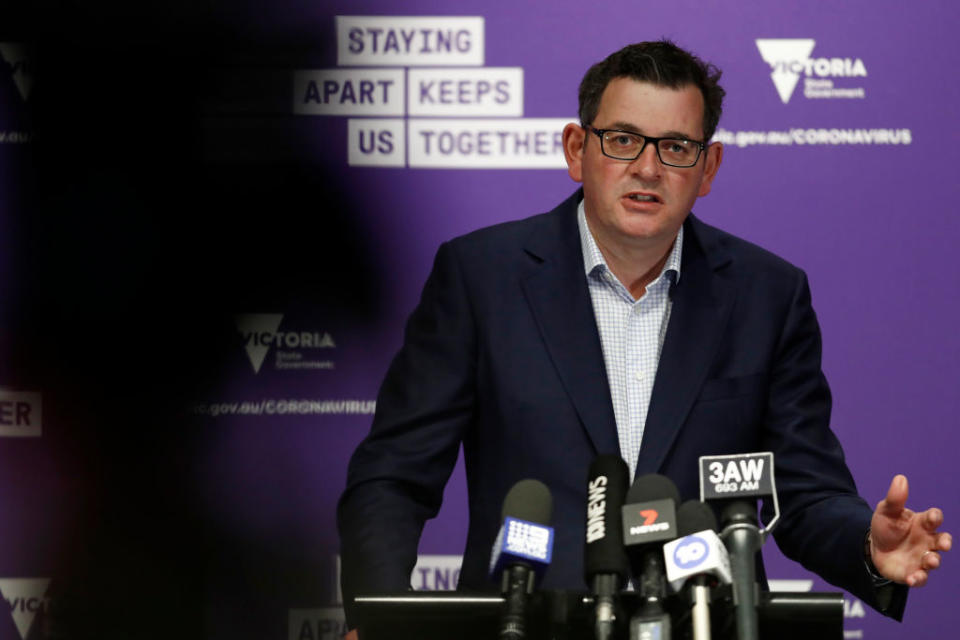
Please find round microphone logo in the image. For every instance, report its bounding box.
[673,536,708,569]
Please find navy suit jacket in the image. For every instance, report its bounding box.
[338,190,905,625]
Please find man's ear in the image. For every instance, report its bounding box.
[563,122,586,183]
[697,141,723,197]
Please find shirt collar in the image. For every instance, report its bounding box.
[576,199,683,287]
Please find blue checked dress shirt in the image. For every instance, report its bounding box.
[576,201,683,481]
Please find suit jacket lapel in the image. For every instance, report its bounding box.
[519,191,620,456]
[634,215,736,478]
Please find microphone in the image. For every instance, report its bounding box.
[621,474,680,640]
[664,501,733,640]
[584,455,630,640]
[698,452,778,640]
[489,479,555,640]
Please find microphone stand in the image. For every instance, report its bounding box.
[722,501,761,640]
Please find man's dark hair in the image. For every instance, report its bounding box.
[578,40,725,141]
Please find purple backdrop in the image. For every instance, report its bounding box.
[1,1,957,639]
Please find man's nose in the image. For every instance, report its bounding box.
[629,141,661,180]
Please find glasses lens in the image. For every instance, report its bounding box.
[601,131,645,160]
[658,139,699,167]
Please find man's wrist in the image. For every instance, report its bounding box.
[864,528,892,585]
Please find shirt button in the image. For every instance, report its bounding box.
[635,370,643,380]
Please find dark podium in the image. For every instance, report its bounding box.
[353,588,843,640]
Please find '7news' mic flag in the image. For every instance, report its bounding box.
[621,498,677,546]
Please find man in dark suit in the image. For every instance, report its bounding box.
[337,40,950,630]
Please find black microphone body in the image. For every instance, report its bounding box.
[630,550,672,640]
[621,474,681,640]
[721,500,762,640]
[584,455,630,640]
[699,451,777,640]
[638,549,668,605]
[500,564,536,639]
[490,479,554,640]
[590,574,619,640]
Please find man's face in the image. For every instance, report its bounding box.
[563,78,722,252]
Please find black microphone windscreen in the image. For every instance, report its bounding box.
[501,478,553,525]
[626,473,681,505]
[676,500,718,536]
[584,455,630,579]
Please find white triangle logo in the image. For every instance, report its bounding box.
[235,313,284,374]
[0,578,50,640]
[755,39,816,104]
[0,43,33,102]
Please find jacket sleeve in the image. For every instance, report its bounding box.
[761,268,907,619]
[336,240,477,628]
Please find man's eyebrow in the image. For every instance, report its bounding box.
[606,121,643,133]
[604,121,699,141]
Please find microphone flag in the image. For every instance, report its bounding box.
[663,529,732,592]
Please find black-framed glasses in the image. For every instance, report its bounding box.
[587,126,705,168]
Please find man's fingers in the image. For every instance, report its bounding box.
[876,474,909,517]
[906,569,928,588]
[936,532,953,552]
[922,507,944,531]
[920,550,940,570]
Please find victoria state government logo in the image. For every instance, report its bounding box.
[0,578,50,640]
[755,38,867,104]
[0,43,32,102]
[235,313,336,374]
